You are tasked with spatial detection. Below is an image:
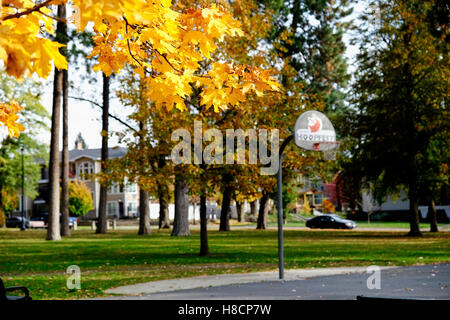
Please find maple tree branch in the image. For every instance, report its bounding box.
[126,38,144,67]
[195,74,212,79]
[154,49,183,74]
[215,109,236,126]
[2,0,55,21]
[123,16,155,78]
[38,9,66,24]
[124,18,142,67]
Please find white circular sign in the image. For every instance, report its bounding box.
[294,110,336,151]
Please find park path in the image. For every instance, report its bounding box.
[98,264,450,300]
[103,266,395,296]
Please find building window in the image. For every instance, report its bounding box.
[78,161,94,180]
[127,202,137,215]
[108,182,122,194]
[107,202,118,216]
[125,183,137,193]
[40,166,49,180]
[298,195,304,205]
[314,193,323,206]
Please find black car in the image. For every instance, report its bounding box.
[306,214,357,229]
[6,216,30,229]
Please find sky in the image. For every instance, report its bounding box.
[8,0,368,150]
[39,70,132,150]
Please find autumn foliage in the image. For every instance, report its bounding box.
[68,180,94,217]
[322,198,335,214]
[0,100,24,137]
[0,0,279,137]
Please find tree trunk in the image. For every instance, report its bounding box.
[138,186,151,235]
[137,119,151,235]
[158,184,170,229]
[61,57,70,236]
[46,5,66,241]
[96,74,109,234]
[236,201,243,222]
[0,186,4,228]
[250,200,258,217]
[257,193,270,230]
[219,183,232,232]
[199,194,209,256]
[172,174,190,236]
[192,201,196,224]
[336,182,342,212]
[429,199,438,233]
[408,191,423,237]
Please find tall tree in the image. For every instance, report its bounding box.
[96,74,110,234]
[199,193,209,256]
[157,164,171,230]
[172,172,190,236]
[257,192,270,229]
[219,173,233,231]
[343,0,449,236]
[138,185,151,235]
[138,121,151,235]
[263,0,352,113]
[235,201,243,222]
[60,4,70,237]
[47,5,66,241]
[428,200,438,233]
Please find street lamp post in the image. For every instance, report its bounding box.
[20,146,26,231]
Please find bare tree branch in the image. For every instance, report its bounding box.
[69,96,139,134]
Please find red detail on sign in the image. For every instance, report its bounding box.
[308,117,321,133]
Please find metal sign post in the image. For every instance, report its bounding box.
[277,153,284,280]
[277,134,293,280]
[276,111,339,280]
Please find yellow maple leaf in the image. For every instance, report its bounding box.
[34,38,68,77]
[0,101,25,138]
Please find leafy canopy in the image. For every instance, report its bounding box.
[0,0,280,136]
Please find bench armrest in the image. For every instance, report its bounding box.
[5,286,30,298]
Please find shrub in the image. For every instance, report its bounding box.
[68,181,94,217]
[303,199,312,215]
[0,190,18,227]
[322,198,335,214]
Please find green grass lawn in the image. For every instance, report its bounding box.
[1,228,449,300]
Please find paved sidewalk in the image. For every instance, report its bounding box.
[100,264,450,300]
[104,266,395,296]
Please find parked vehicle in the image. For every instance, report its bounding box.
[29,214,78,229]
[29,217,46,229]
[68,217,78,229]
[5,216,30,229]
[306,214,357,229]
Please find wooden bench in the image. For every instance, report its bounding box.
[0,278,31,301]
[419,205,450,219]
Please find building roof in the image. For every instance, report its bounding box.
[62,147,128,162]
